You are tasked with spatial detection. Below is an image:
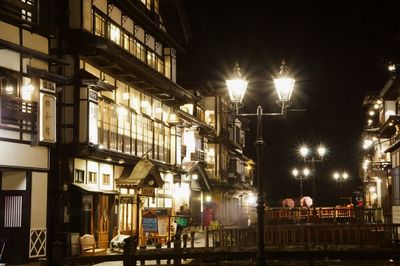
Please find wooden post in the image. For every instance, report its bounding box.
[140,245,146,265]
[190,231,195,248]
[123,236,137,266]
[155,243,161,264]
[205,227,209,248]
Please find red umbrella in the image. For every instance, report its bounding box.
[300,196,313,207]
[282,198,295,208]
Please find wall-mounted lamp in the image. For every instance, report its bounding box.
[21,80,34,101]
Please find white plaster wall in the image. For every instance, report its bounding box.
[1,171,26,190]
[30,172,48,228]
[0,142,48,169]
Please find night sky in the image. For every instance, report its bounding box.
[178,1,400,206]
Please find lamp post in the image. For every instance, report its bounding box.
[298,145,326,208]
[226,61,295,266]
[332,171,349,205]
[292,167,310,199]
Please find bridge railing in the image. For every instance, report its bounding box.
[206,223,400,248]
[264,207,389,224]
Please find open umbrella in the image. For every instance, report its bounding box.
[300,196,313,207]
[282,198,295,208]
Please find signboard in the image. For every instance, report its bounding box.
[141,187,155,197]
[142,217,158,232]
[157,216,168,236]
[88,102,98,144]
[39,92,56,143]
[40,79,56,93]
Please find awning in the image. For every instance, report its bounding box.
[182,161,211,192]
[74,69,117,91]
[71,183,118,194]
[27,65,69,84]
[116,159,164,188]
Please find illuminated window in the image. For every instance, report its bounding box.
[75,170,85,183]
[154,122,164,161]
[180,104,194,115]
[156,56,164,74]
[109,105,117,150]
[123,33,130,51]
[131,113,137,155]
[164,127,171,163]
[164,55,171,79]
[141,94,152,116]
[153,99,162,120]
[136,114,143,156]
[147,51,156,69]
[109,23,121,45]
[205,110,215,128]
[94,12,105,36]
[102,174,110,185]
[88,172,97,183]
[134,41,146,62]
[21,0,33,22]
[197,107,205,122]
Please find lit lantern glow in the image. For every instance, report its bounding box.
[317,146,327,157]
[21,82,34,101]
[226,63,248,104]
[299,146,309,157]
[167,113,180,126]
[303,168,310,176]
[274,61,295,102]
[292,168,299,177]
[333,172,340,180]
[5,85,14,95]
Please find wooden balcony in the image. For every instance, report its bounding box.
[0,95,37,135]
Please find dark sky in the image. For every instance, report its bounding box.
[178,0,400,206]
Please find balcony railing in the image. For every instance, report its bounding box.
[92,7,165,77]
[0,95,37,135]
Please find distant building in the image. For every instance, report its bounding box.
[360,66,400,222]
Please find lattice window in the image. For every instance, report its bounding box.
[29,228,46,258]
[4,196,22,227]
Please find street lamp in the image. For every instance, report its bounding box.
[298,144,327,207]
[226,61,295,266]
[292,167,310,199]
[332,171,349,187]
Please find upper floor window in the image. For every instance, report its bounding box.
[102,174,110,185]
[94,12,106,36]
[88,172,97,184]
[205,110,215,128]
[21,0,36,24]
[75,169,85,183]
[109,23,121,45]
[180,104,193,116]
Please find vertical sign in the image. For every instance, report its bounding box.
[88,101,98,144]
[39,92,56,143]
